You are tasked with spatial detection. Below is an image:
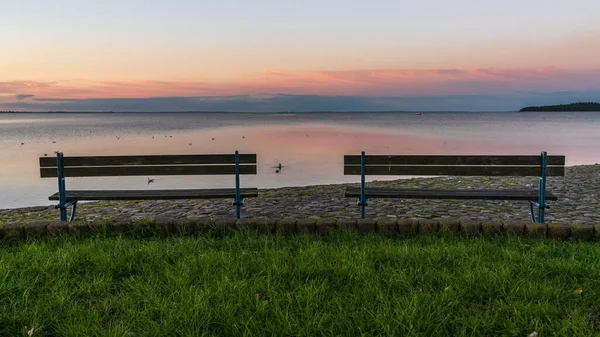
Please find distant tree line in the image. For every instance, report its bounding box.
[520,102,600,112]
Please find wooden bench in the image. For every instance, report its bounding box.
[39,151,257,222]
[344,151,565,223]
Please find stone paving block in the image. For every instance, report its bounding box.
[316,218,336,235]
[570,223,594,240]
[110,219,133,233]
[336,219,357,231]
[215,217,237,230]
[460,219,481,235]
[250,216,273,233]
[235,218,253,231]
[196,217,217,233]
[259,218,277,234]
[46,221,69,236]
[376,219,398,236]
[68,221,91,235]
[24,221,49,238]
[593,224,600,241]
[481,220,503,235]
[275,218,297,234]
[439,219,460,233]
[397,218,417,235]
[88,221,110,234]
[503,220,525,236]
[297,218,317,233]
[418,219,439,234]
[172,219,196,236]
[3,223,24,239]
[547,223,570,239]
[357,219,376,234]
[525,222,546,239]
[151,217,173,235]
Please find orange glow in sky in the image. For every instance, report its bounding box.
[1,0,599,111]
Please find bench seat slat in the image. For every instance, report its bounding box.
[344,165,565,177]
[39,154,257,167]
[344,155,566,166]
[345,187,558,201]
[41,165,257,178]
[49,188,259,201]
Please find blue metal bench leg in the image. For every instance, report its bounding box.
[55,201,77,222]
[529,201,536,222]
[69,201,78,222]
[529,201,535,222]
[529,151,549,223]
[529,200,550,223]
[358,151,368,219]
[537,151,548,223]
[233,150,243,219]
[56,151,69,221]
[233,199,243,219]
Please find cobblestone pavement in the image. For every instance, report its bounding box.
[2,165,599,226]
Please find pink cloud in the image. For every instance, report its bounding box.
[2,67,600,100]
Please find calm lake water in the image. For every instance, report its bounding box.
[1,111,599,209]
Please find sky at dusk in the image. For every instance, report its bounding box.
[1,0,600,111]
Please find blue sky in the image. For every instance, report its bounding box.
[1,0,599,111]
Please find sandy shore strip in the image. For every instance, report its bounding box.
[1,165,599,227]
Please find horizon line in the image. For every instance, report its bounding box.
[0,110,542,114]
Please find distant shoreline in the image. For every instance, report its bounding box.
[520,102,600,112]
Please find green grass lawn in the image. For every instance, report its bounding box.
[1,231,600,336]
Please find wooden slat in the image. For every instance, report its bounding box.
[344,155,565,166]
[41,164,257,178]
[39,154,257,167]
[343,165,565,176]
[48,188,259,201]
[345,187,558,201]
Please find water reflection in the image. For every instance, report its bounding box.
[1,112,599,209]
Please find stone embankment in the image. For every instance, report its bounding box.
[1,165,598,240]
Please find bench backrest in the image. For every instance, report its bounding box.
[40,153,257,178]
[344,154,565,176]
